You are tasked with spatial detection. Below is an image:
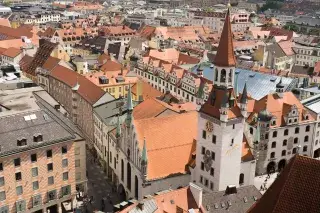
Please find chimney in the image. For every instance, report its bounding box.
[189,182,203,208]
[225,185,237,195]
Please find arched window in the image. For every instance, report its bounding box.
[239,173,244,185]
[271,142,276,148]
[294,137,298,144]
[249,127,253,135]
[281,150,286,156]
[228,70,232,82]
[270,152,275,158]
[220,69,226,82]
[306,125,310,132]
[284,129,289,136]
[293,148,297,154]
[215,68,218,81]
[295,127,299,134]
[304,136,309,142]
[283,140,287,146]
[273,131,277,138]
[302,145,308,152]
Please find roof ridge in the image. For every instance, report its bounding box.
[147,142,194,152]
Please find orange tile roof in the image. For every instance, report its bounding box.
[2,47,22,58]
[42,56,60,71]
[119,187,200,213]
[100,60,122,72]
[200,87,242,120]
[242,134,254,162]
[131,80,163,101]
[51,65,105,105]
[0,18,11,27]
[214,9,236,67]
[247,92,315,127]
[134,112,198,180]
[138,25,156,39]
[278,40,295,56]
[37,27,56,38]
[147,48,200,65]
[154,26,211,41]
[99,26,136,36]
[98,53,111,65]
[19,55,33,72]
[133,98,168,120]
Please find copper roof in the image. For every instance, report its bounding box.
[214,9,236,67]
[248,155,320,213]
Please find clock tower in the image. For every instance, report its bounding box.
[194,9,247,191]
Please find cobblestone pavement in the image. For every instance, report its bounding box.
[79,150,120,213]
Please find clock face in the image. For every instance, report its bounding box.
[205,121,214,132]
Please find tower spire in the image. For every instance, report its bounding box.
[214,8,236,67]
[240,82,248,104]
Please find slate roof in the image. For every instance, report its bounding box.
[292,16,320,27]
[202,185,261,213]
[0,109,75,157]
[248,155,320,213]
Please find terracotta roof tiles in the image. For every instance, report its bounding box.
[1,47,22,58]
[214,9,236,67]
[131,80,163,101]
[248,155,320,213]
[51,65,105,104]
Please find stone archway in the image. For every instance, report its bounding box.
[118,184,126,201]
[278,159,286,172]
[267,161,276,174]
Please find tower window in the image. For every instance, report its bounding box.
[200,175,203,184]
[202,130,206,139]
[230,139,234,146]
[306,125,310,132]
[249,127,253,134]
[201,162,204,171]
[295,127,299,134]
[270,152,275,158]
[284,129,289,136]
[282,150,286,156]
[210,168,214,176]
[220,69,226,82]
[212,135,216,144]
[201,147,205,154]
[303,146,308,152]
[304,136,309,142]
[273,131,277,138]
[211,152,215,161]
[233,124,235,129]
[271,142,276,148]
[283,140,287,146]
[294,138,298,144]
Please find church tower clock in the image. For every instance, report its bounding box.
[195,9,248,192]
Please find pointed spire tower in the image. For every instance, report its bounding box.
[213,8,236,88]
[125,85,133,127]
[240,82,248,118]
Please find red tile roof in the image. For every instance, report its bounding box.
[19,55,33,72]
[131,80,163,101]
[214,9,236,67]
[1,47,22,58]
[50,65,105,105]
[248,155,320,213]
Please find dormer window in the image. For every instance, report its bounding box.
[33,134,43,142]
[17,138,27,147]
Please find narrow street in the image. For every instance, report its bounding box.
[81,150,120,213]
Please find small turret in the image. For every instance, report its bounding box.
[240,83,248,118]
[196,65,204,78]
[276,77,285,98]
[141,137,148,182]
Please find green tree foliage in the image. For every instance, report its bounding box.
[259,1,283,12]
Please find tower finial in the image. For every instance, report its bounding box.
[240,82,248,104]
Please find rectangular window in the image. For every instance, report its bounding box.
[47,163,53,172]
[212,135,216,144]
[32,181,39,190]
[61,185,71,196]
[205,179,208,187]
[210,168,214,176]
[63,172,68,181]
[75,159,80,167]
[76,172,81,181]
[200,175,203,184]
[211,152,215,161]
[202,130,206,139]
[62,146,67,154]
[75,147,80,155]
[31,154,37,162]
[62,159,68,168]
[14,158,21,167]
[0,163,2,171]
[201,162,204,170]
[210,182,214,190]
[48,190,56,201]
[0,191,5,201]
[16,186,23,195]
[0,177,4,187]
[15,172,22,181]
[32,167,38,177]
[48,176,54,185]
[201,147,205,154]
[47,150,52,158]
